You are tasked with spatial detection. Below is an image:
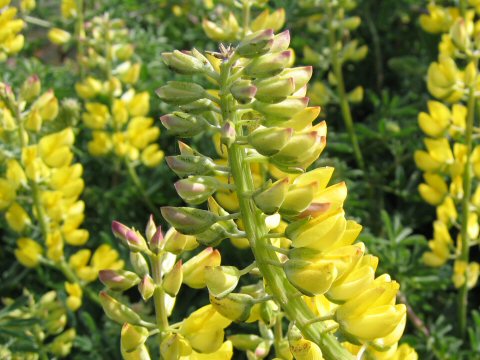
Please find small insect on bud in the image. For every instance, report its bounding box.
[99,269,141,291]
[209,293,255,322]
[236,29,274,58]
[244,50,294,78]
[160,112,208,137]
[156,81,205,105]
[161,207,219,235]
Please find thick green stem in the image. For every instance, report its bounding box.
[242,0,251,37]
[458,82,476,338]
[150,253,169,351]
[219,61,354,360]
[327,5,365,171]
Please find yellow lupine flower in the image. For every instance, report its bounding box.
[251,8,286,32]
[21,145,50,181]
[418,172,448,205]
[414,150,444,172]
[418,100,450,138]
[424,137,454,164]
[124,91,150,117]
[48,28,71,45]
[439,34,455,57]
[5,201,30,232]
[127,116,160,149]
[419,4,459,34]
[141,144,164,167]
[335,275,406,341]
[0,178,16,209]
[46,230,64,261]
[65,282,82,311]
[391,343,418,360]
[427,56,463,102]
[202,12,240,42]
[75,77,102,99]
[112,99,129,126]
[6,159,26,189]
[179,305,232,353]
[20,0,36,12]
[82,103,110,129]
[38,128,74,168]
[0,5,25,59]
[61,0,77,19]
[91,244,124,274]
[452,260,480,288]
[436,196,458,224]
[15,237,43,267]
[181,340,233,360]
[63,228,89,246]
[119,62,141,84]
[88,131,113,156]
[33,91,59,121]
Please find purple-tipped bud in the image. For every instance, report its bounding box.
[112,220,130,247]
[279,66,313,91]
[161,206,219,235]
[270,30,290,52]
[248,126,293,156]
[126,230,149,252]
[244,50,293,78]
[138,275,156,301]
[236,29,274,58]
[174,176,219,205]
[21,74,41,102]
[162,50,207,75]
[253,97,309,121]
[99,269,141,291]
[230,80,257,104]
[221,121,236,148]
[254,76,295,103]
[160,112,207,137]
[150,226,165,253]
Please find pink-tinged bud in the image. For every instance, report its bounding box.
[99,269,141,291]
[298,202,331,218]
[99,291,142,325]
[221,121,236,147]
[279,67,313,91]
[21,75,41,102]
[230,80,257,103]
[244,50,293,78]
[236,29,274,58]
[160,112,207,137]
[174,176,220,205]
[183,247,221,288]
[161,207,219,235]
[145,215,156,242]
[254,76,295,103]
[253,97,309,121]
[248,126,293,156]
[270,30,291,52]
[138,275,156,301]
[163,260,183,296]
[156,81,205,105]
[126,230,149,252]
[150,226,165,253]
[166,155,216,177]
[112,220,130,246]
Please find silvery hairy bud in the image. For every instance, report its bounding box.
[236,29,274,58]
[161,207,219,235]
[160,112,208,137]
[156,81,205,105]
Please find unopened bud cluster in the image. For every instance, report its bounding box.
[417,3,480,290]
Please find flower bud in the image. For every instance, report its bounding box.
[248,126,293,156]
[112,220,130,247]
[253,97,309,121]
[281,184,316,217]
[48,28,71,45]
[221,120,236,147]
[179,98,216,113]
[284,259,337,296]
[160,333,192,359]
[253,178,289,214]
[280,106,321,131]
[230,79,257,103]
[145,215,156,243]
[121,323,149,353]
[99,270,141,291]
[236,29,274,58]
[175,176,220,205]
[50,329,76,357]
[164,227,198,254]
[20,75,41,102]
[130,252,150,277]
[450,18,470,51]
[209,293,254,322]
[162,49,208,74]
[183,247,221,288]
[279,67,313,92]
[244,50,293,78]
[342,16,361,30]
[126,229,149,252]
[150,226,165,254]
[161,206,219,235]
[254,76,295,103]
[270,30,291,52]
[205,265,240,298]
[166,155,216,177]
[163,260,183,296]
[160,112,208,137]
[228,334,263,352]
[288,325,324,360]
[195,223,230,247]
[138,275,156,301]
[99,291,143,325]
[156,81,205,105]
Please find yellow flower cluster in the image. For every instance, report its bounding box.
[0,0,24,61]
[417,3,480,290]
[74,16,163,168]
[0,79,122,311]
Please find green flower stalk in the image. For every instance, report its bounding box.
[152,29,411,359]
[417,2,480,338]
